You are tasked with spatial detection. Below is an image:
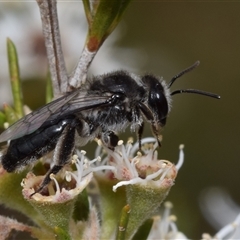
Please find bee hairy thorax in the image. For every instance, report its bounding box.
[83,71,147,132]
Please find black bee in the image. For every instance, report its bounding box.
[0,61,220,193]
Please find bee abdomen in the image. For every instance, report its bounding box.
[1,117,75,172]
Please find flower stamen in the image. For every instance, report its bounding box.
[50,173,60,195]
[175,144,184,170]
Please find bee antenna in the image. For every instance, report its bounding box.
[171,89,220,99]
[167,61,200,88]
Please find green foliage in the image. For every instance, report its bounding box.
[7,38,24,118]
[84,0,132,51]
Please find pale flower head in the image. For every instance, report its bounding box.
[94,137,184,192]
[21,150,108,203]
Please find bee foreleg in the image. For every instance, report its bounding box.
[138,102,162,147]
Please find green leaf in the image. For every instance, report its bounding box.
[7,38,24,118]
[82,0,92,24]
[105,0,132,36]
[86,0,132,51]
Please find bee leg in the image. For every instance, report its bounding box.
[31,165,63,196]
[31,124,76,196]
[150,124,162,147]
[137,122,144,151]
[101,131,119,150]
[138,102,162,147]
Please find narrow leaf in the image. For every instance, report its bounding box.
[89,0,123,41]
[106,0,132,35]
[7,38,24,117]
[82,0,92,24]
[87,0,133,51]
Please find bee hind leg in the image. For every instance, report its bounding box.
[31,165,63,196]
[31,124,76,196]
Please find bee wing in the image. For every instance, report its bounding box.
[0,90,79,142]
[0,90,113,142]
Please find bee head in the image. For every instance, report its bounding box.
[139,61,220,146]
[141,75,170,127]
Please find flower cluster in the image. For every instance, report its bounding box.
[2,135,239,239]
[8,137,182,239]
[95,137,182,192]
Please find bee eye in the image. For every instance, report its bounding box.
[148,84,168,124]
[142,75,169,125]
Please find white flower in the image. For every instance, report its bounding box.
[148,202,188,240]
[200,187,240,239]
[94,137,184,192]
[21,149,111,202]
[201,213,240,239]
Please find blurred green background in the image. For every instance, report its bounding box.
[0,1,239,238]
